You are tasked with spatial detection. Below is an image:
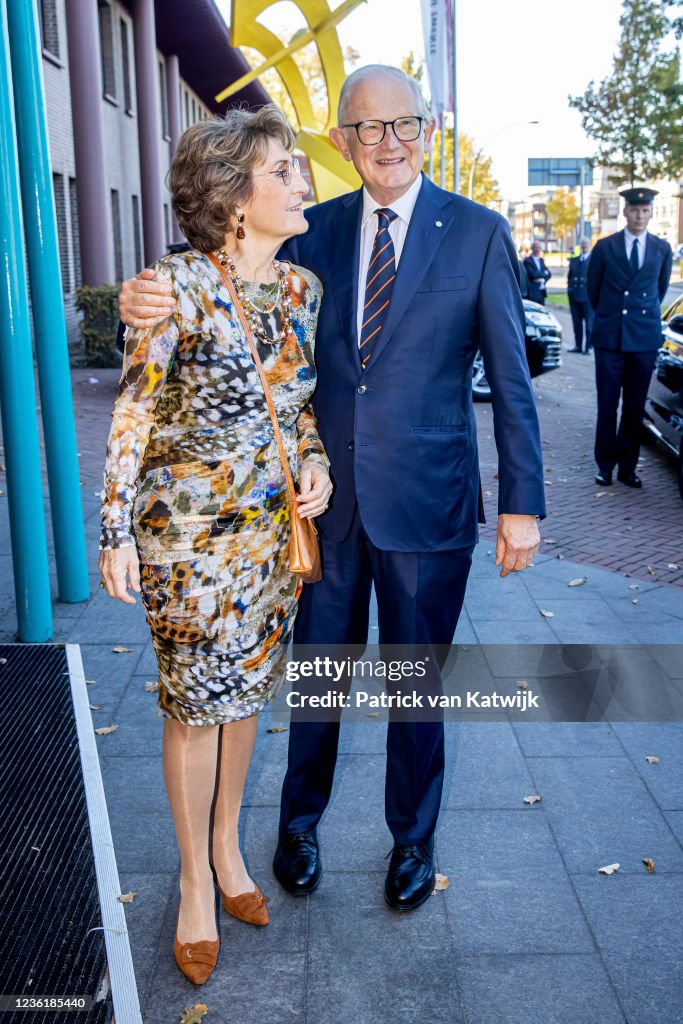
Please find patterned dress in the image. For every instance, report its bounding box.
[100,250,328,726]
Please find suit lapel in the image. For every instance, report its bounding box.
[611,229,631,278]
[632,232,656,282]
[370,176,453,367]
[329,189,363,371]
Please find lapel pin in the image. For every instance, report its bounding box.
[435,220,443,228]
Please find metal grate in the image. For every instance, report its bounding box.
[0,644,112,1024]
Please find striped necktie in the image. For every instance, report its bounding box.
[359,208,398,369]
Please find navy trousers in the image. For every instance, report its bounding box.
[569,299,594,351]
[594,347,657,475]
[279,508,473,844]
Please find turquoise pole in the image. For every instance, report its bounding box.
[0,0,52,640]
[7,0,89,603]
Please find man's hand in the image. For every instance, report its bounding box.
[495,513,540,577]
[296,463,333,519]
[119,268,176,329]
[99,546,141,604]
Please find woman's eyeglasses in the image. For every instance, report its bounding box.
[256,157,301,187]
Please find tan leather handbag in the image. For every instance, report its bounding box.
[207,252,322,584]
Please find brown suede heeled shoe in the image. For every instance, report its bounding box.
[217,881,270,926]
[173,893,220,985]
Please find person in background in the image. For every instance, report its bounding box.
[587,186,672,488]
[567,237,594,353]
[523,240,552,304]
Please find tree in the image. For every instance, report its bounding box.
[401,52,501,205]
[569,0,683,184]
[545,188,580,251]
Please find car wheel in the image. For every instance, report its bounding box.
[472,351,492,402]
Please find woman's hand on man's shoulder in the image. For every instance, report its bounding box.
[118,266,177,330]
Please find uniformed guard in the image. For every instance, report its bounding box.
[567,237,594,353]
[587,187,673,487]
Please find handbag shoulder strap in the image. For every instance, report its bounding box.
[206,251,297,506]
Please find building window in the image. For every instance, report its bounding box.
[191,97,197,124]
[69,177,81,289]
[111,189,123,281]
[163,203,171,249]
[120,17,133,113]
[53,173,70,293]
[39,0,60,58]
[159,59,169,137]
[132,195,142,270]
[98,0,117,101]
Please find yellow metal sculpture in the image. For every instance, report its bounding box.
[220,0,364,201]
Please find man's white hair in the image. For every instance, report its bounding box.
[337,65,429,125]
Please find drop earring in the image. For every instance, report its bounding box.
[236,214,246,240]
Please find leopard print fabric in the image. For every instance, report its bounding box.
[100,250,328,725]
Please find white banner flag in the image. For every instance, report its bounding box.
[421,0,453,123]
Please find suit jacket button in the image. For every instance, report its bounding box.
[348,442,354,450]
[623,310,628,315]
[624,290,629,296]
[357,384,367,395]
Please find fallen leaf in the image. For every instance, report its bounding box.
[598,863,620,875]
[89,704,103,711]
[523,794,542,805]
[568,578,587,587]
[179,1005,209,1024]
[556,553,565,560]
[144,681,158,693]
[628,584,639,591]
[642,858,655,873]
[267,725,288,733]
[595,491,608,497]
[88,376,99,384]
[117,891,137,903]
[94,724,118,736]
[543,538,557,545]
[112,645,132,654]
[85,678,96,685]
[539,609,555,618]
[432,873,449,893]
[516,680,529,689]
[647,566,657,575]
[667,563,679,570]
[645,756,660,764]
[632,599,639,605]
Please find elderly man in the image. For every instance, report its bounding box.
[567,237,594,353]
[523,240,552,305]
[588,187,672,488]
[118,65,545,912]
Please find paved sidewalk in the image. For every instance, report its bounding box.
[1,370,682,1023]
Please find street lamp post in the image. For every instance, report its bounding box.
[468,120,539,202]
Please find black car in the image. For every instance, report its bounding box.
[643,293,683,499]
[472,299,563,400]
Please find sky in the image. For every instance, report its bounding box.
[217,0,628,200]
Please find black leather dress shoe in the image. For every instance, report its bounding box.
[617,470,642,488]
[273,830,322,895]
[384,840,436,912]
[595,471,612,486]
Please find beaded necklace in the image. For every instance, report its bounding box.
[215,247,294,346]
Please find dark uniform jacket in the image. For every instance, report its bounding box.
[523,254,552,304]
[587,230,672,352]
[567,254,590,303]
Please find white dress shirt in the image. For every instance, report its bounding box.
[624,227,647,269]
[356,174,422,343]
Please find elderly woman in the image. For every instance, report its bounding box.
[99,106,332,984]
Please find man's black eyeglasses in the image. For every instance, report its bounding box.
[341,117,425,146]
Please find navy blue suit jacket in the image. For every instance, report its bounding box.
[587,230,672,352]
[281,174,546,552]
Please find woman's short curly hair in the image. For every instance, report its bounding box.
[169,105,295,252]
